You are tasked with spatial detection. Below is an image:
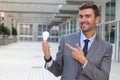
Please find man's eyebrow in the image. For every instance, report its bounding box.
[79,14,91,16]
[79,15,83,18]
[85,14,91,16]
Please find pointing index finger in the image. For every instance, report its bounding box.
[65,43,75,50]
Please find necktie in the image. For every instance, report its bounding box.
[83,39,89,56]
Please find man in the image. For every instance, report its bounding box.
[42,3,112,80]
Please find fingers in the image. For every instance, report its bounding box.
[42,41,51,59]
[42,41,50,49]
[65,43,75,50]
[66,43,82,51]
[76,43,82,51]
[76,43,84,56]
[42,41,50,53]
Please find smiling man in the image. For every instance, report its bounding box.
[42,3,112,80]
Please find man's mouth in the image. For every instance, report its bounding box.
[81,23,88,27]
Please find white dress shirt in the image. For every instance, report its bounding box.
[80,31,96,68]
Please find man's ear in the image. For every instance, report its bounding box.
[96,16,100,24]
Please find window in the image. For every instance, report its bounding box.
[104,22,116,43]
[98,6,101,23]
[29,24,33,35]
[105,0,115,21]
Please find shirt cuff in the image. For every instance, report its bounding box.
[45,60,53,69]
[82,60,88,69]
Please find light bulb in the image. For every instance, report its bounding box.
[42,31,49,41]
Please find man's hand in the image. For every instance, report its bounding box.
[42,41,51,60]
[66,43,87,65]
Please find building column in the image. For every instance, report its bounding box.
[33,23,38,41]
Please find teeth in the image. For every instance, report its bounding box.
[83,24,87,26]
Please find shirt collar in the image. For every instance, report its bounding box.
[80,31,96,43]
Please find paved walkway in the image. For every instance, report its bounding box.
[0,42,120,80]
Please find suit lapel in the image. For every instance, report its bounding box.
[86,34,99,59]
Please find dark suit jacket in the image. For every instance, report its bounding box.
[47,32,112,80]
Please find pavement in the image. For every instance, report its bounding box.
[0,42,119,80]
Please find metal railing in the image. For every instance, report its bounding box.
[0,35,17,46]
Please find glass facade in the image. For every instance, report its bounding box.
[59,18,77,37]
[19,24,33,41]
[118,21,120,62]
[105,0,115,21]
[38,25,59,42]
[104,0,117,61]
[96,24,102,37]
[104,22,116,43]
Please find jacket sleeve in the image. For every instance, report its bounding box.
[47,36,65,77]
[80,45,112,80]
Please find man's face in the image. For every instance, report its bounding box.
[79,8,99,32]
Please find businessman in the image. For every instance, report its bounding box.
[42,2,112,80]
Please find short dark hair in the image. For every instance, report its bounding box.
[79,3,99,17]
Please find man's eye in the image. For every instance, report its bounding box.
[79,15,83,18]
[86,15,91,18]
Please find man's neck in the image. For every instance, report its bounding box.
[83,31,96,39]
